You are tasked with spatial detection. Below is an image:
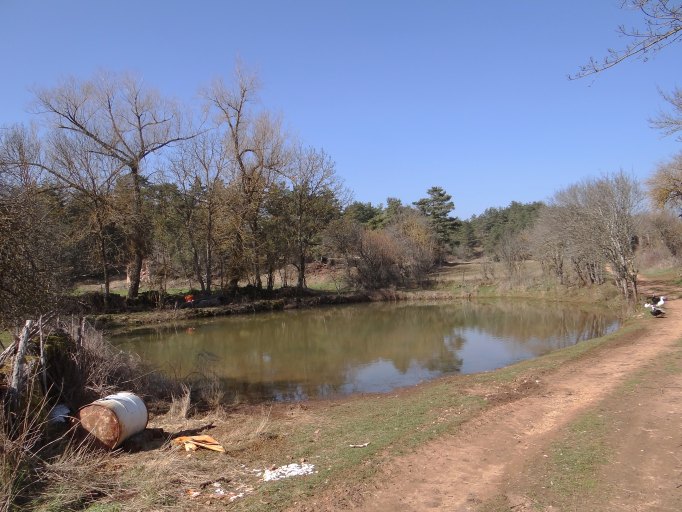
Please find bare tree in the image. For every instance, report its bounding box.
[169,131,231,293]
[203,68,287,289]
[384,208,437,284]
[494,231,527,280]
[47,132,125,305]
[283,145,344,288]
[650,86,682,139]
[0,126,69,325]
[528,206,566,284]
[324,209,436,290]
[32,71,189,299]
[637,210,682,265]
[574,1,682,78]
[553,172,644,299]
[646,87,682,210]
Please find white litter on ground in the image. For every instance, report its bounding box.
[263,463,317,481]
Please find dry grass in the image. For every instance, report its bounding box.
[218,405,272,451]
[1,410,38,512]
[196,372,226,411]
[1,316,181,511]
[32,441,119,512]
[1,367,51,512]
[168,383,192,420]
[77,405,276,511]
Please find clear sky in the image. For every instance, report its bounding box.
[1,1,680,219]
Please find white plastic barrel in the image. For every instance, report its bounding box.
[77,392,148,449]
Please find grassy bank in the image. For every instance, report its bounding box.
[54,308,647,512]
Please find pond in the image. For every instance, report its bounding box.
[114,300,621,401]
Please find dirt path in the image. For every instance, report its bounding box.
[346,282,682,511]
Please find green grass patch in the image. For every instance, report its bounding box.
[517,410,610,512]
[549,412,609,492]
[235,387,486,511]
[305,281,345,292]
[639,266,680,280]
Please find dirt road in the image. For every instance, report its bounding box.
[345,282,682,511]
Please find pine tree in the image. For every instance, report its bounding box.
[413,186,460,260]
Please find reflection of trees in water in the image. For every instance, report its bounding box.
[117,301,619,401]
[455,300,618,354]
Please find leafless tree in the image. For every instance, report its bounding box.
[169,131,231,293]
[47,132,125,305]
[283,145,344,288]
[646,88,682,212]
[573,1,682,78]
[528,205,566,284]
[203,68,287,289]
[552,172,644,299]
[650,86,682,139]
[384,209,437,284]
[0,126,68,325]
[494,231,528,280]
[637,210,682,266]
[32,71,190,298]
[324,210,436,290]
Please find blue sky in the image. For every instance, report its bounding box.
[1,1,680,219]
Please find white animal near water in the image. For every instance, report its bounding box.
[644,295,667,317]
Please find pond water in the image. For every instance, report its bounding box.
[114,300,621,401]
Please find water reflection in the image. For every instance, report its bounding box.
[114,300,620,401]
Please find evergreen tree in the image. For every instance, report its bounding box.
[344,201,382,227]
[413,186,460,259]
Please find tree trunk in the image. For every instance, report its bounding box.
[267,265,275,291]
[127,164,144,300]
[254,260,262,289]
[98,236,110,310]
[297,252,306,289]
[219,257,225,290]
[102,263,110,309]
[205,236,212,294]
[248,215,262,289]
[95,213,111,310]
[127,249,144,299]
[191,244,206,292]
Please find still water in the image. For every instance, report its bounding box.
[115,300,620,401]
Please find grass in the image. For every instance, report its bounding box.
[478,410,611,512]
[231,387,487,511]
[639,266,681,280]
[547,412,609,494]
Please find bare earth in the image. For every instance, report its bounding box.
[303,280,682,511]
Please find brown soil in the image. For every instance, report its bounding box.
[292,279,682,511]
